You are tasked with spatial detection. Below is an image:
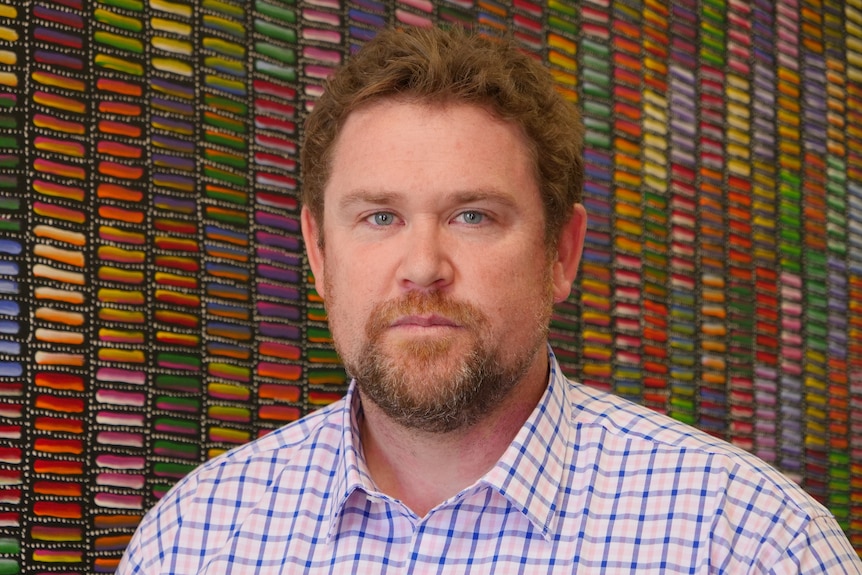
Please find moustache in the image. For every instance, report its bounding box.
[365,291,486,339]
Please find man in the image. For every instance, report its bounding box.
[119,26,861,573]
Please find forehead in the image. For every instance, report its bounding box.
[325,100,538,199]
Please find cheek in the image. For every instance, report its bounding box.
[482,245,549,290]
[323,290,366,360]
[473,271,547,323]
[328,244,389,290]
[324,261,376,331]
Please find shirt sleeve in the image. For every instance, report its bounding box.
[770,514,862,575]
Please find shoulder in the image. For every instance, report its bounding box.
[118,398,348,574]
[568,381,757,456]
[563,378,830,522]
[180,397,347,494]
[558,380,859,571]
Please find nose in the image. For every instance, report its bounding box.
[397,218,454,292]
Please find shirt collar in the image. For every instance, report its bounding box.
[480,347,571,540]
[326,347,572,542]
[326,381,371,541]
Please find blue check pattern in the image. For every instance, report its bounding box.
[119,349,862,574]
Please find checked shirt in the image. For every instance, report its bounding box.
[119,349,862,574]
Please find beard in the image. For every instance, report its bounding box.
[333,288,552,434]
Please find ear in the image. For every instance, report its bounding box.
[301,206,326,300]
[551,203,587,303]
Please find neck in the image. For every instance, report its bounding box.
[357,352,550,517]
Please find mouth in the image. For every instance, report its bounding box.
[389,314,461,329]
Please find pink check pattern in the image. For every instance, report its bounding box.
[119,350,862,574]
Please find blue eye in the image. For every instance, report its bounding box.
[458,211,484,224]
[372,212,395,226]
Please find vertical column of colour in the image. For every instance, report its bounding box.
[346,0,388,55]
[751,0,780,467]
[698,0,729,438]
[846,0,862,551]
[546,0,577,103]
[144,0,200,507]
[437,0,472,29]
[577,0,614,393]
[776,0,804,483]
[251,0,304,434]
[198,0,255,457]
[394,0,432,28]
[725,0,756,452]
[666,0,698,426]
[26,1,91,571]
[0,4,24,574]
[822,0,852,535]
[725,0,758,449]
[640,0,671,415]
[511,0,542,56]
[609,1,644,405]
[28,15,92,563]
[148,0,204,501]
[800,0,830,506]
[300,0,349,410]
[90,1,150,571]
[546,1,582,378]
[477,0,506,37]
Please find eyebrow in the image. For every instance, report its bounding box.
[337,190,401,210]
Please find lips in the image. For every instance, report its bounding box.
[390,314,460,329]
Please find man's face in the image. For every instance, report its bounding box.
[302,101,580,433]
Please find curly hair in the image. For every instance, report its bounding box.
[300,25,584,248]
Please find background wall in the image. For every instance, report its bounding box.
[0,0,860,571]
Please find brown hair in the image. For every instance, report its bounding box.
[300,25,584,247]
